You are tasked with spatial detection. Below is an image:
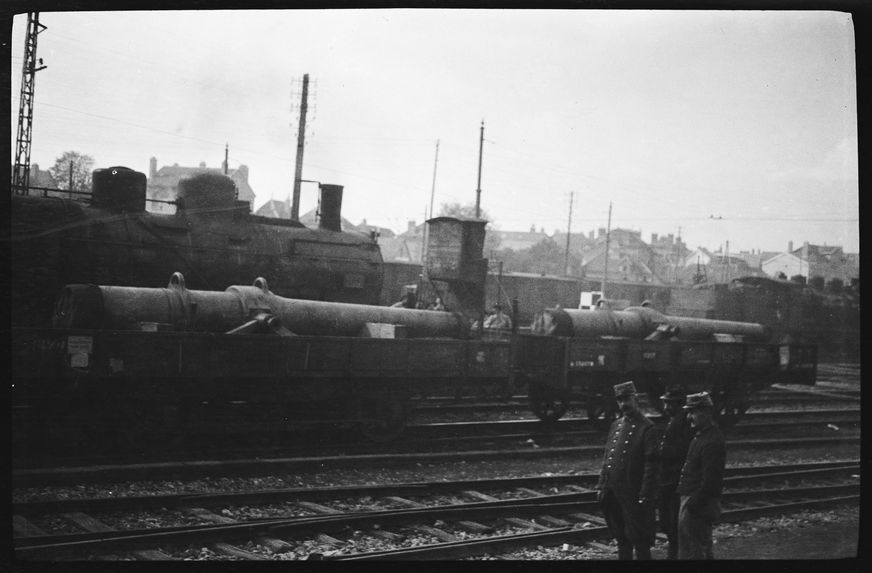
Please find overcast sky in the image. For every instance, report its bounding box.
[10,9,858,253]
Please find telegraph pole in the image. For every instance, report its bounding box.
[423,139,440,268]
[601,202,613,299]
[563,192,574,275]
[223,143,229,175]
[13,12,47,195]
[475,120,484,218]
[290,73,309,221]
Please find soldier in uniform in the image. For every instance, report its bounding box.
[483,304,512,330]
[656,387,694,559]
[677,391,726,559]
[595,381,660,560]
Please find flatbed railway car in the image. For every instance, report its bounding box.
[12,273,513,454]
[515,304,818,427]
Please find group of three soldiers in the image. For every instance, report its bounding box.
[595,380,727,560]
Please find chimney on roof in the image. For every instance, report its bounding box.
[788,240,793,253]
[598,227,605,238]
[668,233,674,244]
[589,230,594,240]
[149,157,157,179]
[651,233,658,243]
[530,224,535,233]
[318,184,344,232]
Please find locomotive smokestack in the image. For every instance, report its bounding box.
[319,184,343,232]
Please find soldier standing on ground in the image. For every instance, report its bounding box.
[656,387,694,559]
[677,391,727,560]
[595,381,660,560]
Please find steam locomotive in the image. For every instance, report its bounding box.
[7,166,384,329]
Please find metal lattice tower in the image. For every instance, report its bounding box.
[12,13,47,195]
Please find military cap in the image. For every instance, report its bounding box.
[683,391,714,410]
[660,387,687,402]
[613,381,637,397]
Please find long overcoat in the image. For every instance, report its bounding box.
[596,410,660,506]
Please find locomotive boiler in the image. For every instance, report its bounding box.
[516,304,817,427]
[7,167,384,329]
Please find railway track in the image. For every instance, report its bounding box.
[13,425,860,488]
[13,460,859,561]
[13,405,859,473]
[412,386,860,417]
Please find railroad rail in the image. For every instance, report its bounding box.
[13,406,860,480]
[13,461,859,560]
[13,428,860,488]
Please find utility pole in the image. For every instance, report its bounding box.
[290,73,309,221]
[223,143,229,175]
[13,12,47,195]
[423,139,440,269]
[601,202,613,300]
[475,120,484,218]
[563,192,574,275]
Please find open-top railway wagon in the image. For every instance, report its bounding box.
[517,304,817,427]
[12,272,514,454]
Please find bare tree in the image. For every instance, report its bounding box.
[48,151,95,192]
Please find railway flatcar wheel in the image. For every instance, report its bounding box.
[528,389,569,423]
[359,397,408,443]
[587,395,619,432]
[714,399,748,428]
[710,388,748,428]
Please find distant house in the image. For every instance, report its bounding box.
[378,237,420,263]
[582,228,663,283]
[357,219,396,240]
[583,250,662,284]
[254,199,292,219]
[762,252,805,280]
[384,220,427,264]
[298,207,362,233]
[683,247,716,269]
[28,163,58,190]
[791,242,858,283]
[494,226,550,251]
[678,247,762,284]
[146,157,256,213]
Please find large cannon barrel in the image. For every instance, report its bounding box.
[53,272,467,339]
[531,305,771,342]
